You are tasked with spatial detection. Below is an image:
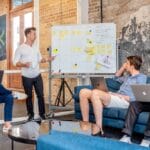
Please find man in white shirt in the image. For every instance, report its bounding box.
[13,27,54,121]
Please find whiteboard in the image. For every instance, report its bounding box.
[51,23,116,74]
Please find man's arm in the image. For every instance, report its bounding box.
[13,48,30,68]
[115,63,127,77]
[16,62,31,68]
[40,56,55,63]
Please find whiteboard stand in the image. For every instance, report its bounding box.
[45,47,55,118]
[54,77,73,106]
[45,48,74,119]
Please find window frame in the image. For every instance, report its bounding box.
[8,0,33,89]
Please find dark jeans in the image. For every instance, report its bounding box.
[0,94,13,121]
[22,74,45,116]
[122,101,150,137]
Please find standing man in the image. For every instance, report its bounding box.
[13,27,54,121]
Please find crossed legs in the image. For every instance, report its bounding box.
[79,88,111,134]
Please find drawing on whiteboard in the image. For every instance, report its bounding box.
[85,39,96,61]
[96,55,111,68]
[52,48,59,56]
[51,23,116,74]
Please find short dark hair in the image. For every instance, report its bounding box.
[127,55,142,70]
[24,27,36,37]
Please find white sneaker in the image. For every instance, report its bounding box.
[120,135,132,144]
[140,139,150,147]
[2,125,12,133]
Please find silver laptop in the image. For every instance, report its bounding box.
[131,84,150,102]
[90,77,108,92]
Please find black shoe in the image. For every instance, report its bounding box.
[27,114,34,121]
[40,114,46,120]
[92,131,105,137]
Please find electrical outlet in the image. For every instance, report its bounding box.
[148,68,150,72]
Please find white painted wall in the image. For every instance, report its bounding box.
[77,0,90,85]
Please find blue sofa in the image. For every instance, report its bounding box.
[73,77,150,134]
[37,130,149,150]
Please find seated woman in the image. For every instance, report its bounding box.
[0,84,14,132]
[79,55,147,136]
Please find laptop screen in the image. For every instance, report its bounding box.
[90,77,108,92]
[131,84,150,102]
[0,70,4,83]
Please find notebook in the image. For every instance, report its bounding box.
[90,77,108,92]
[0,70,4,83]
[131,84,150,102]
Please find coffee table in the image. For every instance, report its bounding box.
[8,120,50,150]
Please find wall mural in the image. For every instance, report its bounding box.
[118,5,150,75]
[0,14,6,60]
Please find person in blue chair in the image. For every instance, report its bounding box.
[0,84,14,132]
[120,88,150,146]
[79,55,147,137]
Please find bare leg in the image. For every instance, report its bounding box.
[91,89,111,134]
[79,88,92,130]
[79,88,92,122]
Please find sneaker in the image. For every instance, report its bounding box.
[2,125,12,133]
[140,139,150,147]
[27,114,34,121]
[120,135,132,144]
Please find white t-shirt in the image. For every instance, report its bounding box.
[13,43,42,78]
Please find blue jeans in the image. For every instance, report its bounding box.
[0,94,14,121]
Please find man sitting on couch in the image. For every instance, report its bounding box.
[79,55,147,137]
[0,83,14,132]
[120,93,150,147]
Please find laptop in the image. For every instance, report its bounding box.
[131,84,150,102]
[0,70,4,83]
[90,77,108,92]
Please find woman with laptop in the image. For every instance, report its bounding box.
[0,83,14,132]
[79,55,147,137]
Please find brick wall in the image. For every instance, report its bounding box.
[89,0,150,34]
[89,0,101,23]
[0,0,9,70]
[88,0,150,74]
[39,0,77,104]
[0,0,9,85]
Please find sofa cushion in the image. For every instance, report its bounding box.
[103,108,119,119]
[106,78,122,92]
[137,112,150,125]
[37,130,149,150]
[118,109,149,125]
[147,76,150,83]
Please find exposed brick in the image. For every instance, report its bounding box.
[39,0,77,103]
